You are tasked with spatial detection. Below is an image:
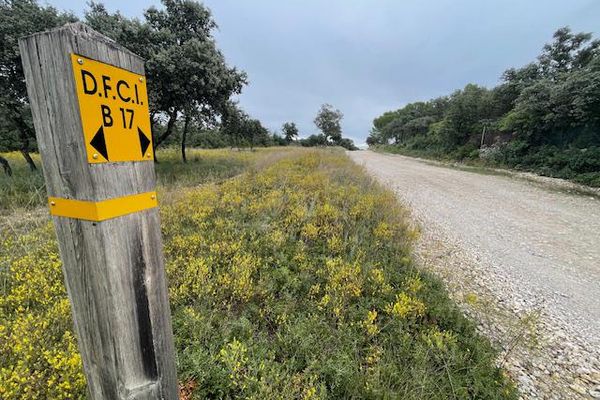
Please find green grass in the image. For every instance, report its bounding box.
[154,148,259,190]
[0,148,274,214]
[0,148,516,399]
[0,152,46,212]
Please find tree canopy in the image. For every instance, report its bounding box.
[0,0,76,170]
[314,104,343,144]
[312,104,357,150]
[85,0,247,159]
[0,0,362,173]
[0,0,253,172]
[368,27,600,186]
[282,122,299,143]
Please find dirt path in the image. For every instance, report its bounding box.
[348,150,600,399]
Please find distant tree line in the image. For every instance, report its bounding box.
[156,102,358,151]
[0,0,356,175]
[368,27,600,186]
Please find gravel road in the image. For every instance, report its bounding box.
[348,150,600,399]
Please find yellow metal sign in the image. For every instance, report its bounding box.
[71,54,153,163]
[49,191,158,221]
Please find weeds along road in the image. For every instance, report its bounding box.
[349,150,600,399]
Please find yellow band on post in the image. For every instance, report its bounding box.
[48,191,158,222]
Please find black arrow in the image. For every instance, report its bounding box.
[138,128,151,157]
[90,126,109,161]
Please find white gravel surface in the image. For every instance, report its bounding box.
[348,150,600,399]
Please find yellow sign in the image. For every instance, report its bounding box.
[48,191,158,221]
[71,54,153,163]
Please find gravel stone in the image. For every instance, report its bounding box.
[349,151,600,399]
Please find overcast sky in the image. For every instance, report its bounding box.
[50,0,600,145]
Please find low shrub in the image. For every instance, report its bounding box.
[0,149,516,399]
[162,150,515,399]
[503,145,600,185]
[378,142,600,187]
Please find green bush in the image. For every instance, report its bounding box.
[188,130,231,149]
[369,27,600,187]
[449,144,479,161]
[500,145,600,185]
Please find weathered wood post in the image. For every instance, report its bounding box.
[19,23,178,400]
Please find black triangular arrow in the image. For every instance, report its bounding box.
[138,127,151,157]
[90,126,109,161]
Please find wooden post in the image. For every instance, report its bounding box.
[480,125,487,148]
[19,23,178,400]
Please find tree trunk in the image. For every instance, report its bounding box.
[21,150,37,171]
[0,155,12,176]
[155,109,178,149]
[152,109,178,163]
[150,113,159,163]
[181,113,191,163]
[152,144,159,163]
[11,111,38,171]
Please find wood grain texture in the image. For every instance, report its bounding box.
[19,23,178,400]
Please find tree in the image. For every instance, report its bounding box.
[538,26,600,79]
[314,104,343,144]
[219,101,269,149]
[368,27,600,184]
[300,134,327,147]
[0,0,76,172]
[144,0,246,158]
[271,132,288,146]
[0,110,17,175]
[86,0,247,161]
[338,137,358,151]
[220,101,248,148]
[281,122,298,143]
[0,0,247,170]
[366,129,385,146]
[433,84,492,149]
[373,110,401,133]
[503,53,600,147]
[244,118,270,149]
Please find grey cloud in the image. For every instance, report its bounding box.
[50,0,600,144]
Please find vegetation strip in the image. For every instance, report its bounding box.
[368,27,600,187]
[0,149,515,399]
